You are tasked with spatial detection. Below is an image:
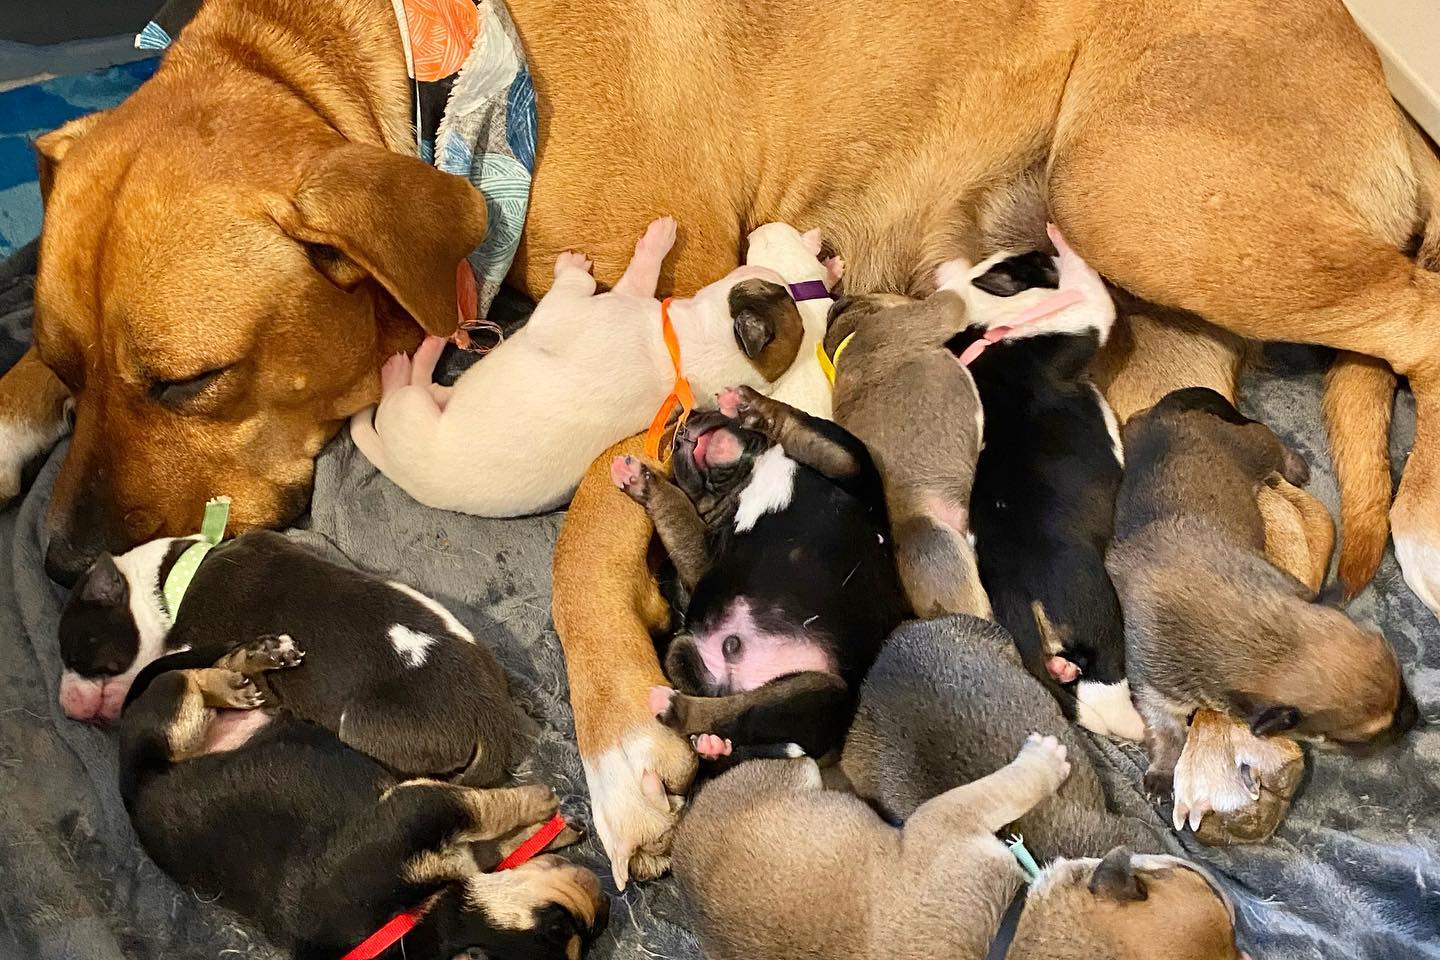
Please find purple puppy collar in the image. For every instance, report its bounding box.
[788,280,837,301]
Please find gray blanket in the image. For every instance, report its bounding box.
[0,242,1435,960]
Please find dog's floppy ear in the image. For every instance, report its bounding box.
[1088,847,1148,902]
[728,278,803,380]
[971,250,1060,298]
[268,142,488,336]
[1248,704,1303,737]
[78,553,128,608]
[34,111,110,204]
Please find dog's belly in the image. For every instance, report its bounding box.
[202,710,273,754]
[693,599,838,692]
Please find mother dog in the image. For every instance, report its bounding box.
[2,0,1437,879]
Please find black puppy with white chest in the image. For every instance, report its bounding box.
[120,638,606,960]
[58,529,515,782]
[612,386,909,761]
[944,230,1144,742]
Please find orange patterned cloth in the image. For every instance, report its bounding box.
[402,0,480,82]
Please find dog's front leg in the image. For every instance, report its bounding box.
[0,347,70,508]
[904,733,1071,839]
[554,435,698,889]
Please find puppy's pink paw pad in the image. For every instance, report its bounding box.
[717,387,742,418]
[637,216,678,254]
[380,353,412,394]
[611,455,640,489]
[554,250,593,277]
[691,734,733,759]
[648,686,676,718]
[1046,655,1081,684]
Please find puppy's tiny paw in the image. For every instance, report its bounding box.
[1045,655,1081,685]
[243,634,305,671]
[507,783,562,825]
[637,216,678,254]
[380,352,412,395]
[554,250,593,277]
[1020,732,1070,782]
[610,455,653,502]
[822,255,845,284]
[647,685,678,723]
[691,734,733,759]
[716,386,743,419]
[1144,768,1175,802]
[215,674,265,709]
[1281,448,1311,487]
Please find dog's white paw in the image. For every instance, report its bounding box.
[1391,504,1440,619]
[0,412,69,508]
[582,722,697,889]
[636,216,678,258]
[1019,732,1071,786]
[554,250,594,278]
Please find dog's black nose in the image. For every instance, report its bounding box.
[45,535,98,587]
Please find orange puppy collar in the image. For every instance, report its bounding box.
[644,297,696,460]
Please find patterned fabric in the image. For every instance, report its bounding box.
[136,0,537,348]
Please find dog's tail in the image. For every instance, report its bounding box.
[1323,123,1440,598]
[348,406,392,474]
[893,515,992,619]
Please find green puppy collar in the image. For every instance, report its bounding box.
[162,497,231,618]
[1006,834,1041,882]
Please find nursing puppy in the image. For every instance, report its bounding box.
[1109,387,1419,797]
[120,642,605,960]
[673,738,1247,960]
[613,386,907,761]
[822,289,990,618]
[58,530,514,781]
[940,227,1140,741]
[351,219,832,516]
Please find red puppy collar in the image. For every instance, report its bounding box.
[339,812,569,960]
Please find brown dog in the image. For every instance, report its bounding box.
[3,0,1437,882]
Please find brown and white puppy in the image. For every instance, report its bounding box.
[822,289,991,619]
[1108,387,1419,798]
[673,738,1248,960]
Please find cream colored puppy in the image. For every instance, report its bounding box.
[350,218,829,515]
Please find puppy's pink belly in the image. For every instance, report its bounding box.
[729,646,836,691]
[695,599,839,691]
[202,710,273,754]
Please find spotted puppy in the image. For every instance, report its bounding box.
[1109,387,1418,798]
[58,530,515,781]
[612,386,908,762]
[120,639,605,959]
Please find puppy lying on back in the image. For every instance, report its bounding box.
[613,386,908,761]
[673,737,1248,960]
[822,288,991,618]
[58,530,514,781]
[120,640,605,959]
[351,219,835,517]
[1108,387,1418,797]
[940,226,1141,742]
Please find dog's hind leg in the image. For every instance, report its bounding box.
[650,672,853,759]
[1050,5,1440,614]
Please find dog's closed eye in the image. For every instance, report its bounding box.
[149,366,232,406]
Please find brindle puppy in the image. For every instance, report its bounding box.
[612,386,908,762]
[1108,388,1418,798]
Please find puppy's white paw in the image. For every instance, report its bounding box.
[637,216,678,257]
[380,353,412,395]
[1019,732,1071,786]
[582,722,697,889]
[554,250,594,277]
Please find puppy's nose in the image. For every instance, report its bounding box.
[45,535,98,587]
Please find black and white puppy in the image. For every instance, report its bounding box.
[940,225,1142,741]
[612,386,909,761]
[58,530,515,781]
[120,639,606,960]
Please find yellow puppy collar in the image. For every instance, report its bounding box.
[817,332,855,387]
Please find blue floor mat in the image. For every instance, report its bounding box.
[0,57,157,257]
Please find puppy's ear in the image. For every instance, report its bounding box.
[728,279,803,380]
[970,250,1060,298]
[79,554,127,608]
[1088,847,1148,902]
[266,142,488,335]
[34,111,109,203]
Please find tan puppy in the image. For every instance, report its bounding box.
[1174,710,1306,845]
[673,739,1248,960]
